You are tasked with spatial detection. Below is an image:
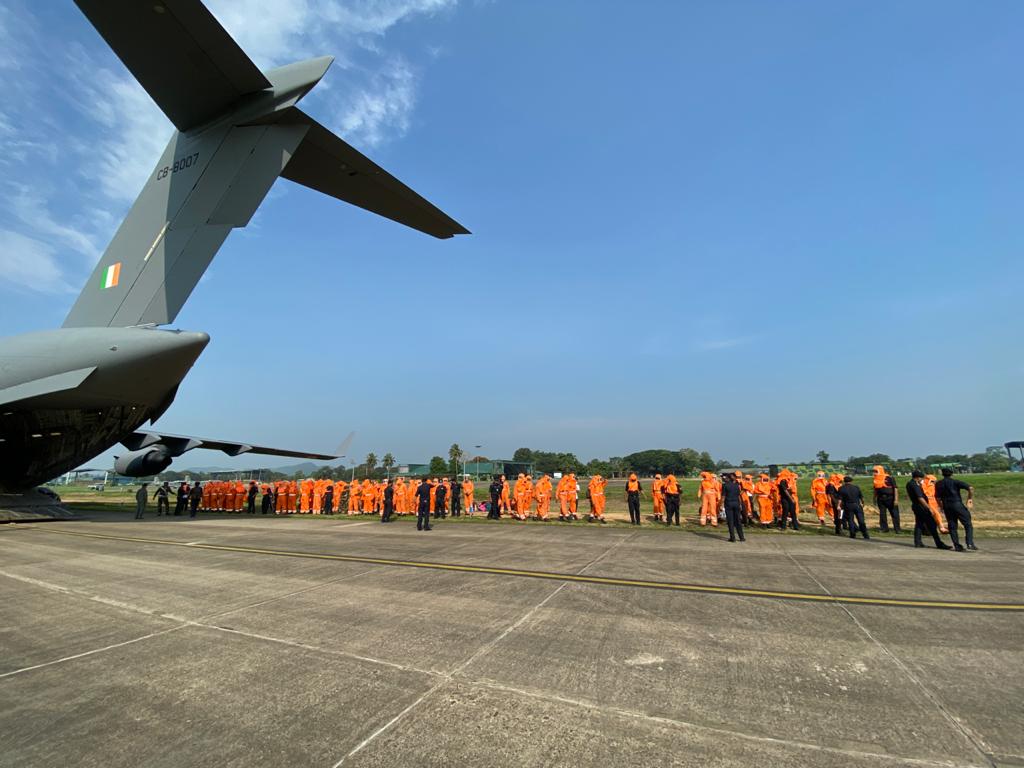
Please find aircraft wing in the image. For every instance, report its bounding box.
[74,0,271,132]
[274,108,471,239]
[122,430,339,461]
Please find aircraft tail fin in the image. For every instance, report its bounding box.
[63,122,308,328]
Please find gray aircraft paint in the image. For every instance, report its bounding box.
[0,0,466,499]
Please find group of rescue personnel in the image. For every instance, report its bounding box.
[148,464,977,550]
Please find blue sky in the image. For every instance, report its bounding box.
[1,0,1021,469]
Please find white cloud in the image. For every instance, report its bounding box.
[337,58,417,147]
[0,229,76,294]
[696,337,752,351]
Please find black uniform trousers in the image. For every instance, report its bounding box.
[174,496,186,516]
[189,497,199,518]
[664,493,680,525]
[156,496,169,516]
[778,497,799,530]
[911,502,945,547]
[846,504,869,539]
[724,502,745,541]
[627,492,641,525]
[417,502,432,530]
[382,501,394,523]
[450,494,461,517]
[488,493,500,519]
[247,496,256,515]
[135,501,145,519]
[876,493,899,532]
[944,503,974,549]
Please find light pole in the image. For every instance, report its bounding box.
[466,445,482,479]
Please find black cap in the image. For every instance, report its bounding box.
[912,470,925,478]
[843,475,853,483]
[942,467,954,477]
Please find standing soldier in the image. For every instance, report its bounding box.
[837,476,870,540]
[872,465,900,533]
[488,475,502,520]
[827,473,844,531]
[514,474,531,521]
[174,481,189,516]
[533,474,551,520]
[381,478,395,523]
[462,477,475,516]
[416,478,433,531]
[155,482,170,516]
[722,472,746,543]
[625,472,642,525]
[740,474,755,525]
[588,474,608,523]
[261,482,273,515]
[247,481,258,515]
[777,475,799,530]
[189,482,202,518]
[134,482,148,519]
[663,472,680,526]
[934,468,976,552]
[651,473,665,523]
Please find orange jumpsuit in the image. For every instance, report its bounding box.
[652,475,665,521]
[286,480,297,513]
[312,480,325,514]
[428,480,438,514]
[298,480,311,513]
[588,476,607,520]
[698,472,718,526]
[534,475,551,520]
[556,476,570,519]
[755,476,774,524]
[567,474,579,516]
[462,480,474,514]
[360,480,374,514]
[923,475,948,532]
[811,475,830,522]
[513,475,531,520]
[740,475,754,521]
[234,481,246,512]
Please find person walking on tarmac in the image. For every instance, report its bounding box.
[174,482,189,516]
[135,483,148,519]
[155,482,170,516]
[837,476,870,539]
[906,471,951,549]
[935,468,976,551]
[416,478,433,531]
[488,476,502,520]
[625,473,643,525]
[381,478,395,523]
[722,471,746,542]
[663,473,680,526]
[872,465,900,532]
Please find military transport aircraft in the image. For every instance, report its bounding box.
[0,0,467,518]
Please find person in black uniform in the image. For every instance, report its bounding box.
[322,483,334,515]
[174,482,189,516]
[625,473,643,525]
[777,478,799,530]
[935,468,976,551]
[837,476,869,539]
[416,479,433,530]
[135,483,148,519]
[261,484,273,515]
[722,472,746,542]
[246,481,258,514]
[450,481,462,517]
[155,482,170,516]
[906,470,951,549]
[874,473,900,533]
[826,479,844,531]
[488,476,502,520]
[434,481,447,519]
[188,482,202,518]
[381,478,394,523]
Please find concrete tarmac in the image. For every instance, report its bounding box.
[1,513,1022,767]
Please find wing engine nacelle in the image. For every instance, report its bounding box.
[114,447,173,477]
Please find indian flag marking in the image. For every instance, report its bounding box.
[101,262,121,289]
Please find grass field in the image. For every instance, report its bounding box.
[55,472,1024,536]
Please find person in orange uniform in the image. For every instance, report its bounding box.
[359,479,373,514]
[922,474,948,533]
[284,480,296,513]
[588,474,608,523]
[740,474,755,524]
[512,474,530,521]
[783,469,799,523]
[698,472,719,526]
[651,473,665,523]
[461,478,474,515]
[827,473,844,527]
[332,480,347,513]
[296,479,310,514]
[754,473,774,526]
[567,473,579,519]
[810,471,830,526]
[556,475,570,520]
[499,475,511,517]
[533,474,551,520]
[312,479,325,515]
[234,480,246,512]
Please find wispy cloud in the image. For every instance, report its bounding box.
[0,0,464,296]
[695,337,752,351]
[0,229,76,294]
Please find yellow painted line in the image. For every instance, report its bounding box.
[30,527,1024,612]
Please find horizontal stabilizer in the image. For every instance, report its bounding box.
[124,430,338,461]
[275,108,470,239]
[74,0,270,131]
[0,367,96,407]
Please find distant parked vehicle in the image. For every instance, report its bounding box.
[88,483,105,491]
